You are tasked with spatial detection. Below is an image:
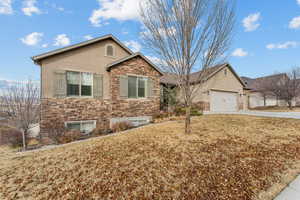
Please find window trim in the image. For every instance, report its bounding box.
[127,74,148,99]
[105,44,115,57]
[66,71,93,98]
[65,120,97,134]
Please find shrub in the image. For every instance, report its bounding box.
[111,121,133,133]
[0,128,24,147]
[57,130,82,144]
[152,111,171,120]
[174,106,203,116]
[90,128,110,136]
[46,123,83,144]
[48,123,67,144]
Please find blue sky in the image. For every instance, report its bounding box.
[0,0,300,82]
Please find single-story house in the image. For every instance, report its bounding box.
[241,74,296,108]
[161,63,248,112]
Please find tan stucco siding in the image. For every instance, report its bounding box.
[192,66,244,103]
[40,39,131,99]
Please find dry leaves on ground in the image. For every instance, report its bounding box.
[0,115,300,200]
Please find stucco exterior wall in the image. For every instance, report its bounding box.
[192,67,244,103]
[175,66,245,111]
[40,39,131,100]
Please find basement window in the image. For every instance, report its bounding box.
[66,120,96,135]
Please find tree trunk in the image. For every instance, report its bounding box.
[22,130,26,151]
[288,100,293,110]
[185,105,191,134]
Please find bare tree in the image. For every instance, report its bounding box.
[282,68,300,109]
[252,76,281,106]
[140,0,235,133]
[0,80,40,151]
[264,68,300,109]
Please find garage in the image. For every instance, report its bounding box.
[210,90,238,112]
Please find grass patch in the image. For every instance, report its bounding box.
[1,115,300,199]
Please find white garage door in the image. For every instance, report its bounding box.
[210,91,238,112]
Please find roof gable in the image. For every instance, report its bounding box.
[32,34,133,63]
[241,73,287,91]
[160,63,246,88]
[106,53,163,75]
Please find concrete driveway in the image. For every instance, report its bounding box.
[204,111,300,119]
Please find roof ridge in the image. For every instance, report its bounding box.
[106,52,163,75]
[32,34,134,63]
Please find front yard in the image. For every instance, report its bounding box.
[252,106,300,112]
[1,115,300,200]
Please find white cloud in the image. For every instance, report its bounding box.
[89,0,144,27]
[232,48,248,57]
[54,34,70,46]
[42,43,48,48]
[243,13,261,32]
[84,35,93,40]
[21,32,43,46]
[0,0,13,14]
[289,16,300,29]
[266,41,298,50]
[22,0,41,16]
[51,3,64,11]
[124,40,142,52]
[298,0,300,5]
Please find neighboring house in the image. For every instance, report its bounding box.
[32,34,163,137]
[161,64,248,112]
[241,74,292,108]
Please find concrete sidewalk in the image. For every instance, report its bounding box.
[274,175,300,200]
[204,111,300,119]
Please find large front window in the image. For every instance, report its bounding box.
[128,76,147,98]
[67,71,92,97]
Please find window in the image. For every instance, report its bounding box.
[128,76,147,98]
[224,69,227,76]
[67,71,93,97]
[66,121,96,135]
[106,44,114,57]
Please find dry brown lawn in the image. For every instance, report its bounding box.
[1,115,300,200]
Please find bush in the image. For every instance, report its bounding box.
[48,124,67,144]
[174,106,203,117]
[152,111,171,120]
[57,130,82,144]
[0,128,23,147]
[111,121,133,133]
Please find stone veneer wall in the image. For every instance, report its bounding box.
[110,57,161,118]
[40,98,111,136]
[40,56,161,136]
